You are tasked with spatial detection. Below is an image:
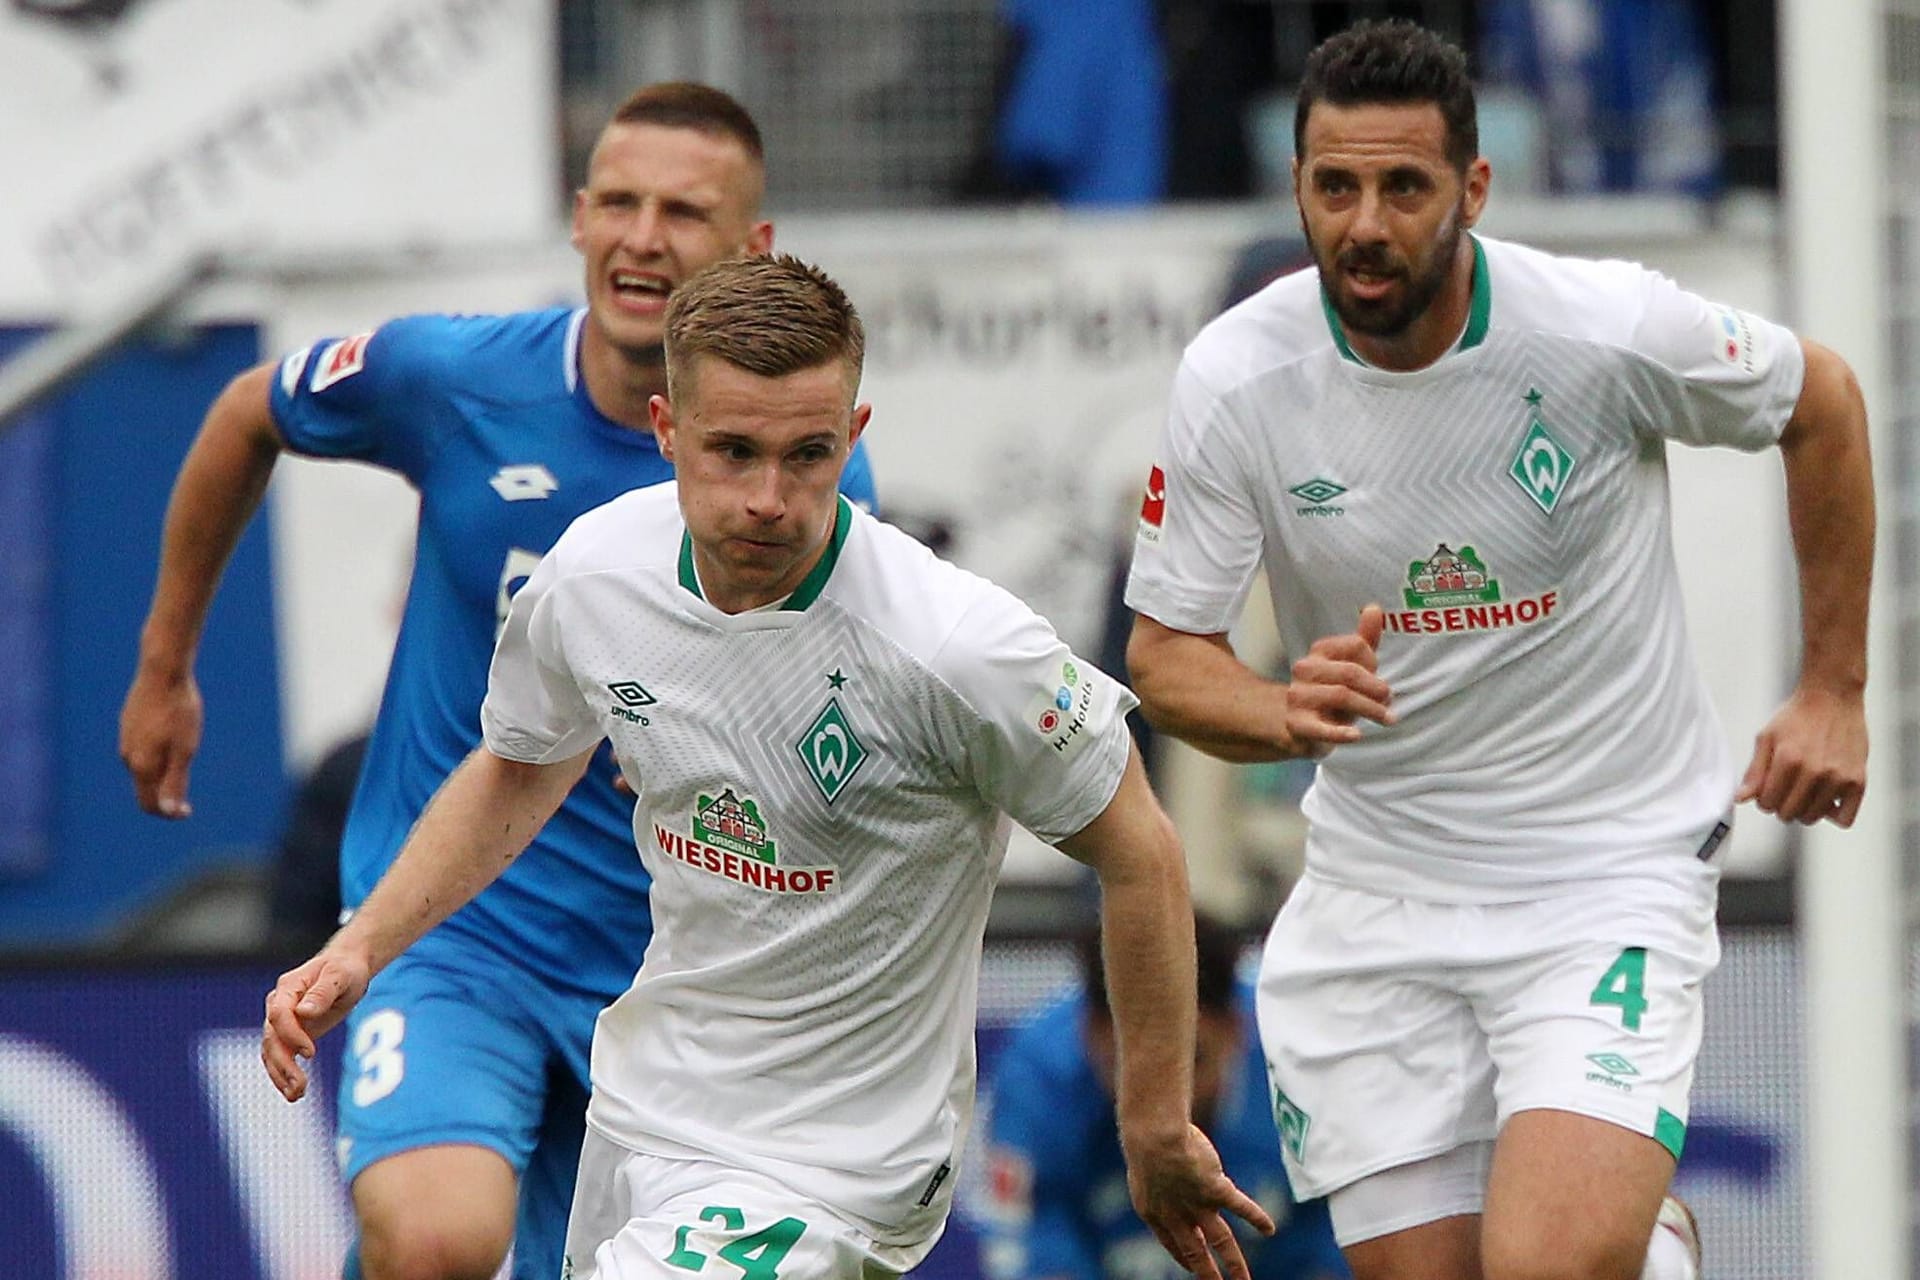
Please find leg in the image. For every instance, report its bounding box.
[336,955,554,1280]
[511,1064,592,1280]
[1480,1109,1674,1280]
[353,1145,518,1280]
[1330,1144,1492,1280]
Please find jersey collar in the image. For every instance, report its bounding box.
[678,496,853,613]
[1320,234,1491,365]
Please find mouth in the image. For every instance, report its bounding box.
[1341,263,1403,302]
[608,269,672,315]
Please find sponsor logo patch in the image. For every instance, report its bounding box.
[309,331,374,393]
[655,787,838,894]
[1385,543,1561,635]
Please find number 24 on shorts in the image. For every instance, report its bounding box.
[1588,946,1650,1031]
[664,1205,808,1280]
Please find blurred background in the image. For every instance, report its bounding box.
[0,1,1908,1276]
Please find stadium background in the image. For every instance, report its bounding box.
[0,2,1904,1277]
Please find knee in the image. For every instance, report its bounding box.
[1483,1234,1646,1280]
[356,1216,511,1280]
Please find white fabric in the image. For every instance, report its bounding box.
[483,486,1135,1248]
[1126,234,1805,902]
[1256,871,1718,1201]
[564,1128,920,1279]
[1326,1142,1490,1246]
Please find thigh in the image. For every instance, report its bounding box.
[566,1134,909,1280]
[1258,877,1495,1200]
[1474,891,1717,1160]
[337,954,551,1191]
[1481,1109,1674,1280]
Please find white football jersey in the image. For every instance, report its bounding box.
[482,485,1135,1252]
[1127,234,1805,902]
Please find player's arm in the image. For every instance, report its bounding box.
[119,363,285,817]
[261,743,592,1102]
[1737,337,1873,826]
[1128,608,1394,763]
[1057,746,1275,1280]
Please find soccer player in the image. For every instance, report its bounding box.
[1123,21,1870,1280]
[262,252,1275,1280]
[980,913,1348,1280]
[120,85,875,1280]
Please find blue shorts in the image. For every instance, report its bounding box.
[337,950,607,1280]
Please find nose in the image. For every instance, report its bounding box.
[622,201,668,257]
[1349,187,1389,244]
[743,463,786,521]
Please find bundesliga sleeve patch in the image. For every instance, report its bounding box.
[1136,464,1166,545]
[309,331,375,393]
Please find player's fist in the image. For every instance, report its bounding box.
[261,949,372,1102]
[119,668,202,818]
[1284,604,1395,758]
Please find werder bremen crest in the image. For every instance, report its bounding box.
[795,698,868,803]
[1404,544,1501,608]
[1509,388,1577,514]
[692,788,777,862]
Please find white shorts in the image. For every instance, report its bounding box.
[1256,870,1719,1216]
[563,1128,928,1280]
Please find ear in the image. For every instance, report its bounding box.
[1461,156,1492,228]
[747,219,774,256]
[847,401,872,451]
[570,189,588,253]
[650,394,677,459]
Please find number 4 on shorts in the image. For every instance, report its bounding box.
[1589,946,1649,1031]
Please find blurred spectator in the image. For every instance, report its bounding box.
[1480,0,1720,195]
[962,0,1169,205]
[978,914,1349,1280]
[264,730,366,953]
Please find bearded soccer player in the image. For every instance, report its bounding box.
[1125,21,1870,1280]
[122,86,874,1280]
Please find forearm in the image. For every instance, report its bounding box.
[332,746,590,973]
[136,365,284,678]
[1097,836,1198,1150]
[1127,618,1299,762]
[1780,341,1873,695]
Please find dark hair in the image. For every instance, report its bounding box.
[1294,20,1478,170]
[664,253,865,400]
[1080,912,1243,1020]
[608,81,764,163]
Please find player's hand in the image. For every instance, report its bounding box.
[1285,604,1395,758]
[1125,1124,1275,1280]
[1736,684,1868,826]
[119,667,203,818]
[261,948,372,1102]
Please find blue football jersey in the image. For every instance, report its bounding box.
[979,985,1348,1280]
[271,308,879,1005]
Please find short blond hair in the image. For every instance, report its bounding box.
[664,254,865,403]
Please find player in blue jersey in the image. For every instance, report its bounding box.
[980,915,1348,1280]
[119,83,874,1280]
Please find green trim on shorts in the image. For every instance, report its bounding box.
[1654,1109,1686,1160]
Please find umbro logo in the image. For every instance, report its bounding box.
[1288,477,1347,517]
[607,681,655,726]
[490,464,559,501]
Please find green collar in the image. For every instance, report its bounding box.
[1320,234,1491,365]
[678,495,853,612]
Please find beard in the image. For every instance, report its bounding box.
[1313,202,1465,339]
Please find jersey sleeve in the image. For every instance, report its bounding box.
[268,314,458,482]
[838,436,880,514]
[933,585,1138,843]
[1624,269,1806,451]
[1123,357,1267,635]
[480,548,604,765]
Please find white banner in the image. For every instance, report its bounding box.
[0,0,553,318]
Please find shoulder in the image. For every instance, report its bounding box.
[824,508,1038,667]
[544,483,683,582]
[1180,265,1333,398]
[1480,235,1664,350]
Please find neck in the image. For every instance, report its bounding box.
[578,319,666,432]
[1346,235,1477,372]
